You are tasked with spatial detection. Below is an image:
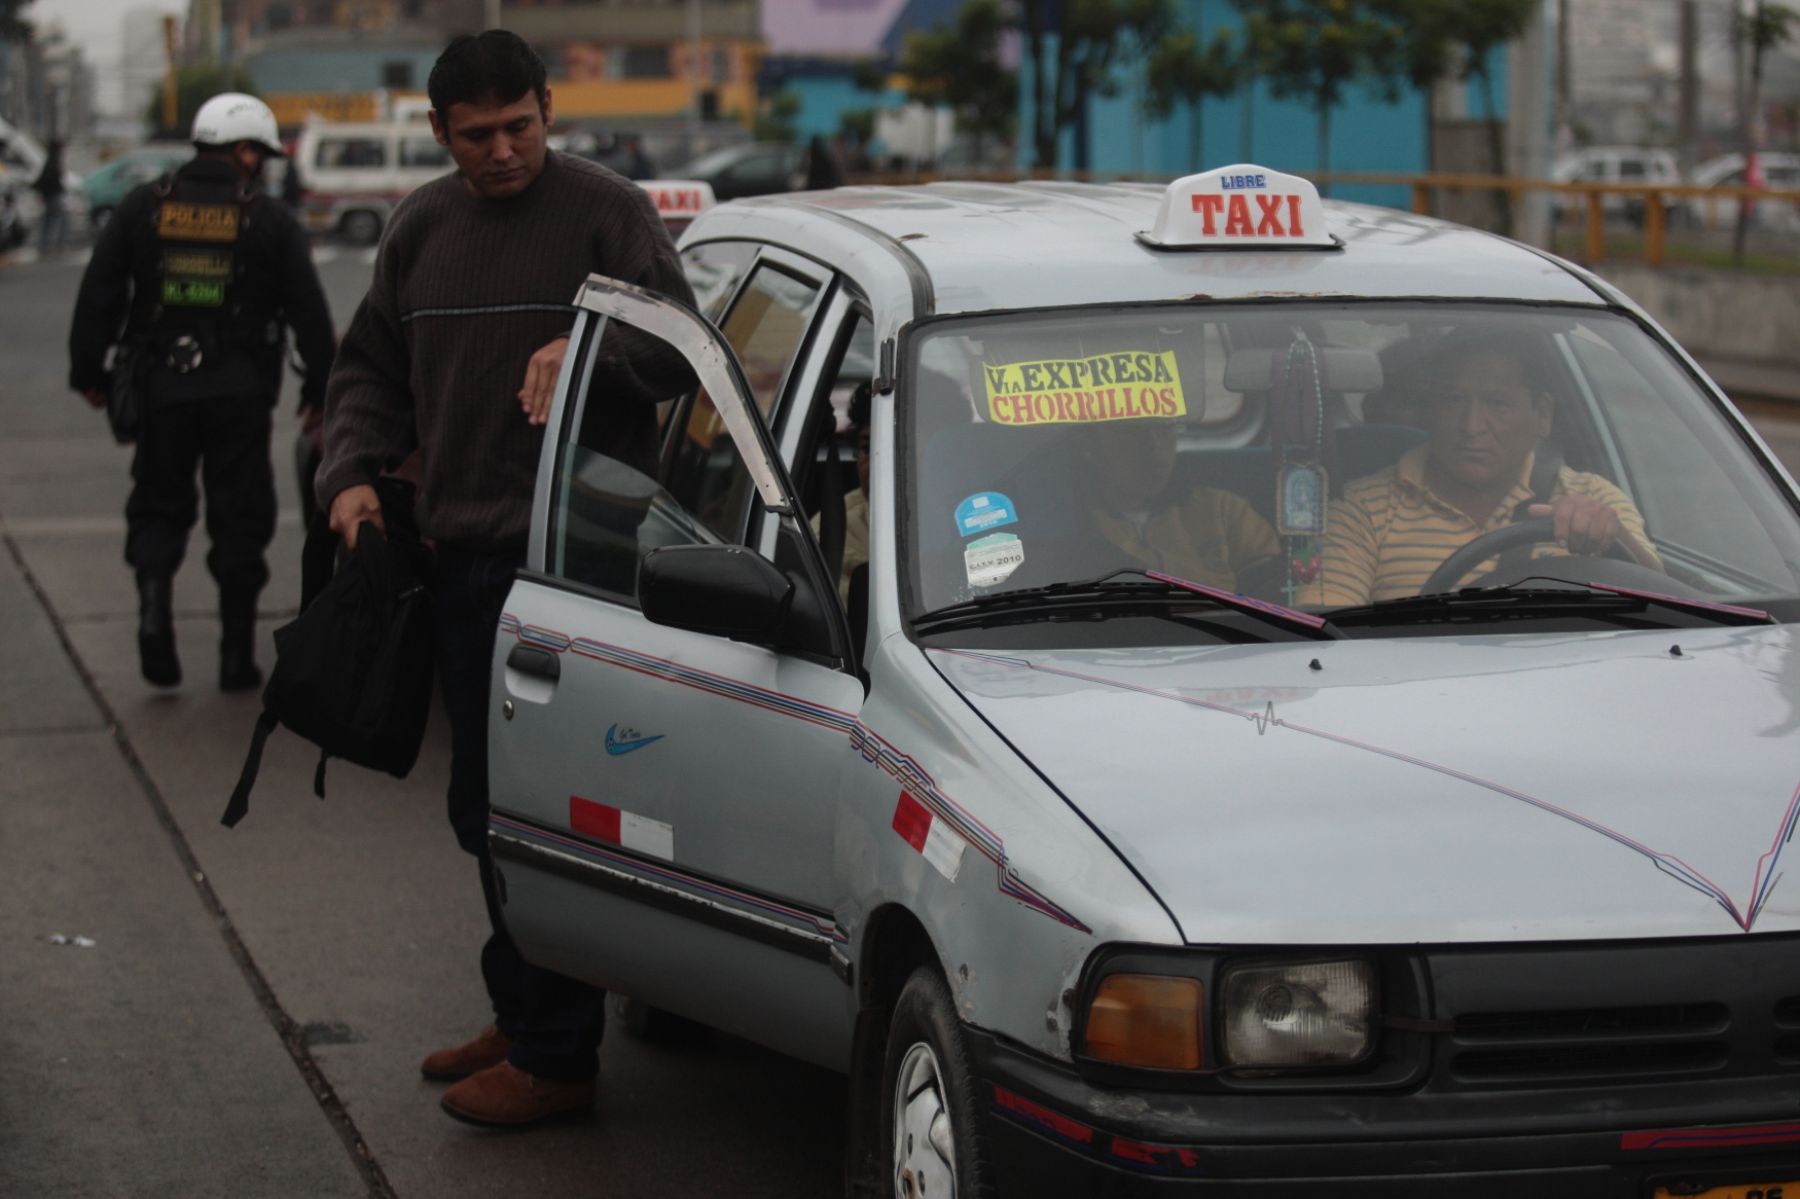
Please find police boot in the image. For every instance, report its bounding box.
[137,575,180,688]
[218,592,262,692]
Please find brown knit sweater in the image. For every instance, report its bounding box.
[317,151,693,554]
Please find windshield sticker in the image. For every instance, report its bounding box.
[965,532,1024,588]
[984,351,1185,427]
[954,492,1018,538]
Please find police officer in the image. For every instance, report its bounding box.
[69,93,335,690]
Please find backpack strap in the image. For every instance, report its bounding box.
[221,708,279,827]
[314,751,329,799]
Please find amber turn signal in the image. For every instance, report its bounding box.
[1083,974,1204,1070]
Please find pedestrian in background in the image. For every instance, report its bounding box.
[68,93,336,691]
[32,138,67,257]
[316,29,695,1128]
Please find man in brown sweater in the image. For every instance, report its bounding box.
[316,31,694,1128]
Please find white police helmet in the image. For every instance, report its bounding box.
[191,93,284,156]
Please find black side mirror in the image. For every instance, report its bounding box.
[639,544,793,641]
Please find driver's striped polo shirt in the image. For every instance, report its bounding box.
[1305,446,1659,608]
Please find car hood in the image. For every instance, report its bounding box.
[930,625,1800,943]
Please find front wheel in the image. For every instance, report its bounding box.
[881,967,994,1199]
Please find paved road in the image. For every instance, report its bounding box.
[3,241,1798,1199]
[0,246,845,1199]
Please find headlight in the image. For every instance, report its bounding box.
[1083,973,1205,1070]
[1219,958,1375,1068]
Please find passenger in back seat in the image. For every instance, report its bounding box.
[1082,418,1280,593]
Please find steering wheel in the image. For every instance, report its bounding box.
[1420,517,1691,596]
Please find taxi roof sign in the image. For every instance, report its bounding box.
[1138,164,1337,251]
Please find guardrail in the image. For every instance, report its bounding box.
[1316,172,1800,267]
[840,167,1800,268]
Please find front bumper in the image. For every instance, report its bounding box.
[972,1027,1800,1195]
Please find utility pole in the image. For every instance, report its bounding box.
[161,14,179,137]
[1677,0,1699,174]
[686,0,702,164]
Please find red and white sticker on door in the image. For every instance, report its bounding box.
[570,795,675,860]
[892,791,967,882]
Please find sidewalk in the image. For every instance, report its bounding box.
[0,538,368,1198]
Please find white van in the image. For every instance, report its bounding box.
[292,120,453,244]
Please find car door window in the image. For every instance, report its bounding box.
[662,264,825,538]
[544,276,823,606]
[680,240,757,321]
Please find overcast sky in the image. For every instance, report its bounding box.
[30,0,187,115]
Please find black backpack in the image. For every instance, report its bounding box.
[222,480,435,827]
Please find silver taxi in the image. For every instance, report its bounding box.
[489,166,1800,1196]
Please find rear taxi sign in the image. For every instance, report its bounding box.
[1138,164,1336,250]
[638,180,716,223]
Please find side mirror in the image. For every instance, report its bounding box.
[639,544,793,641]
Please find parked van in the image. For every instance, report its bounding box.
[292,120,452,244]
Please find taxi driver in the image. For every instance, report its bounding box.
[1309,331,1659,606]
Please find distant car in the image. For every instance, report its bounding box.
[489,164,1800,1195]
[1681,152,1800,234]
[676,140,804,200]
[82,144,193,229]
[0,165,22,249]
[1552,145,1680,223]
[293,119,454,244]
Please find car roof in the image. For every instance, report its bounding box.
[696,180,1605,319]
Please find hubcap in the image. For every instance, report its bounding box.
[893,1042,956,1198]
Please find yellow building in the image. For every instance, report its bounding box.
[502,0,762,123]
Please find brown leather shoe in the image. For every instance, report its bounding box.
[440,1060,595,1127]
[420,1024,512,1081]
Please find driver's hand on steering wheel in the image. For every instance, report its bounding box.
[1527,495,1622,557]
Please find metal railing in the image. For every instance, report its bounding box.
[839,167,1800,268]
[1306,172,1800,267]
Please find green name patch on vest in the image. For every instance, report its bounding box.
[161,249,233,279]
[162,277,226,307]
[157,201,240,243]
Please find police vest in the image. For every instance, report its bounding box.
[133,168,281,397]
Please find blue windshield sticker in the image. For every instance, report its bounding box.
[954,492,1018,538]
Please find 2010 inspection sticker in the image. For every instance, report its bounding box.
[965,532,1024,588]
[984,350,1185,427]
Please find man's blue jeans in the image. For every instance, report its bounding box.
[432,547,606,1082]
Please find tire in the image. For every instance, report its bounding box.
[880,967,994,1199]
[340,209,382,245]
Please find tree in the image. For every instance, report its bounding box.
[1231,0,1399,188]
[900,0,1016,149]
[1443,0,1536,211]
[144,64,259,140]
[1734,1,1798,264]
[1364,0,1535,230]
[1017,0,1174,170]
[753,90,801,144]
[1143,27,1239,171]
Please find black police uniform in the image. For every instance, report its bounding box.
[69,153,335,688]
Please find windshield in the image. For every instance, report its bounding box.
[903,303,1800,638]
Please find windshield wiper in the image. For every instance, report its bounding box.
[914,568,1342,640]
[1324,575,1774,629]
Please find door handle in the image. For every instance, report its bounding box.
[506,644,561,682]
